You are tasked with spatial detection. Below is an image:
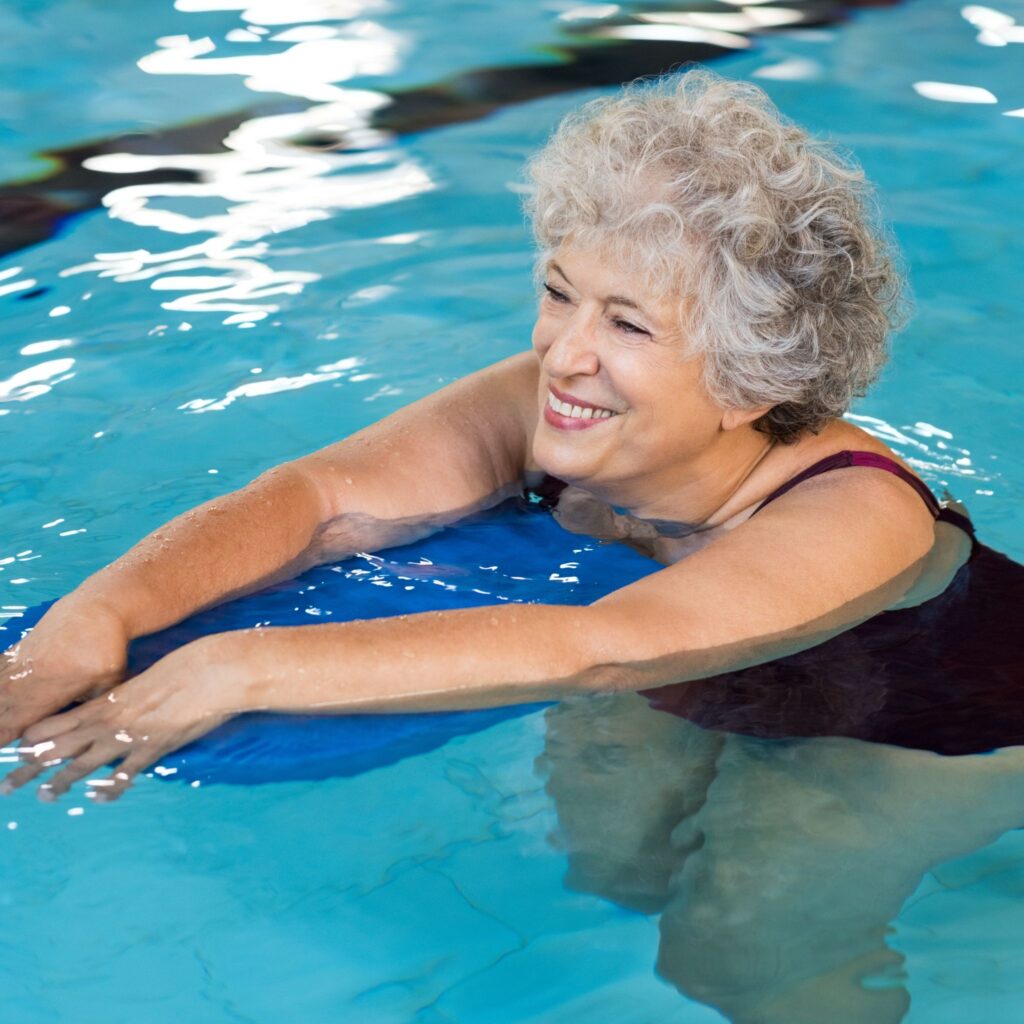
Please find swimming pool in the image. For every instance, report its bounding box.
[2,0,1023,1020]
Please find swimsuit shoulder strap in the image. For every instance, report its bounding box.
[752,449,975,536]
[528,451,975,536]
[753,450,938,515]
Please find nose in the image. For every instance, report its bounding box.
[542,307,601,379]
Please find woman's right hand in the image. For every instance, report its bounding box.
[0,596,130,750]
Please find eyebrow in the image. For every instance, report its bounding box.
[549,261,646,314]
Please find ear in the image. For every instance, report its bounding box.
[721,404,774,432]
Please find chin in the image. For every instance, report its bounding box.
[532,428,600,484]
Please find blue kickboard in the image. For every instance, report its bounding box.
[1,500,658,784]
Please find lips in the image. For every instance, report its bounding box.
[544,386,620,431]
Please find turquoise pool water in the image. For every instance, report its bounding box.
[2,1,1023,1021]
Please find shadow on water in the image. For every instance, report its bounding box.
[541,693,1024,1023]
[0,0,904,259]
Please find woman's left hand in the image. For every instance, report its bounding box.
[1,638,235,802]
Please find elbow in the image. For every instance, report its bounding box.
[573,605,687,695]
[573,598,708,696]
[575,661,651,695]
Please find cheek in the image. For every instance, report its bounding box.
[531,319,552,359]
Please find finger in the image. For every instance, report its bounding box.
[21,712,85,746]
[45,743,122,799]
[91,746,161,803]
[21,695,112,745]
[3,731,96,797]
[1,757,57,795]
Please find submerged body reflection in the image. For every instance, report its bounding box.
[541,695,1024,1023]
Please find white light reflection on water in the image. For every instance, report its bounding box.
[592,23,751,49]
[179,355,366,412]
[227,27,264,42]
[64,238,319,322]
[19,339,74,357]
[0,359,77,404]
[140,26,400,102]
[638,6,804,32]
[0,272,38,299]
[61,6,433,326]
[845,413,996,495]
[753,58,821,81]
[557,5,621,22]
[62,106,433,321]
[913,81,999,103]
[962,5,1024,45]
[175,0,389,22]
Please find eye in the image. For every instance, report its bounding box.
[543,283,570,303]
[613,317,649,337]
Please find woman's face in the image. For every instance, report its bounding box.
[531,246,730,504]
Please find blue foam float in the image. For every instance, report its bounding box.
[1,500,657,784]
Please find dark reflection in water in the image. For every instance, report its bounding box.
[541,694,1024,1023]
[0,0,902,259]
[365,0,902,139]
[0,101,306,260]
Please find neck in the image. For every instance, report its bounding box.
[599,429,777,529]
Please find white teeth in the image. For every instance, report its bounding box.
[547,391,615,420]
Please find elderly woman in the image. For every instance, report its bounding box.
[0,71,974,801]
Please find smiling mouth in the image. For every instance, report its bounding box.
[546,390,618,420]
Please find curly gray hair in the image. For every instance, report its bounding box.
[524,69,905,443]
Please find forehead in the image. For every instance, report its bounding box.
[547,245,685,317]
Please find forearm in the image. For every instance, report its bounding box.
[67,464,327,640]
[206,603,633,715]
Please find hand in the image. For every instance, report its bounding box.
[1,597,130,748]
[1,639,232,803]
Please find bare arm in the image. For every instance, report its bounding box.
[6,464,942,800]
[74,351,538,640]
[0,352,538,745]
[218,464,942,713]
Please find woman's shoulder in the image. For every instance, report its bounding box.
[803,419,916,471]
[723,419,942,571]
[482,352,546,474]
[436,351,540,472]
[477,350,539,422]
[751,420,933,516]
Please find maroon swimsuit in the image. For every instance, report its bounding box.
[750,448,975,535]
[549,450,1024,756]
